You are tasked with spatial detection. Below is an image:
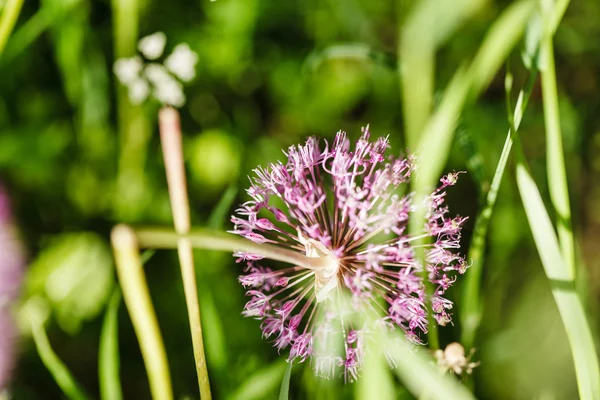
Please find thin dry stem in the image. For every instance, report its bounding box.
[159,106,212,399]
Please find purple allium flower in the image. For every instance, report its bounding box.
[0,185,25,390]
[231,128,468,380]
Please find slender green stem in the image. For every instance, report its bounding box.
[111,225,173,400]
[0,0,25,58]
[30,317,88,400]
[133,227,330,270]
[99,289,123,400]
[159,107,212,399]
[540,6,575,279]
[460,67,538,349]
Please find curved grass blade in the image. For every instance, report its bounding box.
[278,362,293,400]
[460,66,538,349]
[540,0,575,279]
[399,0,486,148]
[30,317,89,400]
[99,289,123,400]
[415,0,536,193]
[408,0,535,347]
[514,144,600,399]
[0,0,25,58]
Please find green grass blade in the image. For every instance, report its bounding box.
[399,0,486,149]
[99,289,123,400]
[515,148,600,399]
[460,68,539,349]
[31,318,89,400]
[0,0,25,58]
[540,4,575,279]
[416,0,535,193]
[355,351,395,400]
[278,362,293,400]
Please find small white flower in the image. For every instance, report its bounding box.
[154,79,185,107]
[128,79,150,105]
[138,32,167,60]
[165,43,199,82]
[145,64,173,85]
[113,56,143,84]
[113,33,197,108]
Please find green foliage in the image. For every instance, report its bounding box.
[3,0,600,398]
[23,233,114,334]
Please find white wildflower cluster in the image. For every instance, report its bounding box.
[113,32,199,107]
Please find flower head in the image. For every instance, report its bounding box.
[113,32,198,107]
[231,128,468,380]
[0,184,25,390]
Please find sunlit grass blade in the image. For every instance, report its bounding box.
[227,361,287,400]
[460,67,538,349]
[515,146,600,399]
[278,362,292,400]
[399,0,486,149]
[0,0,24,58]
[416,0,535,193]
[407,1,535,347]
[355,351,395,400]
[540,2,575,279]
[99,288,123,400]
[30,317,89,400]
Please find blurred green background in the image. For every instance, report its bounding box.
[1,0,599,398]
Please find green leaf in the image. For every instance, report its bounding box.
[99,289,123,400]
[278,362,293,400]
[25,232,114,334]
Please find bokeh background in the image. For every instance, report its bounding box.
[1,0,599,398]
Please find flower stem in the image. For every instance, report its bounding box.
[159,106,211,399]
[111,225,173,400]
[133,227,329,270]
